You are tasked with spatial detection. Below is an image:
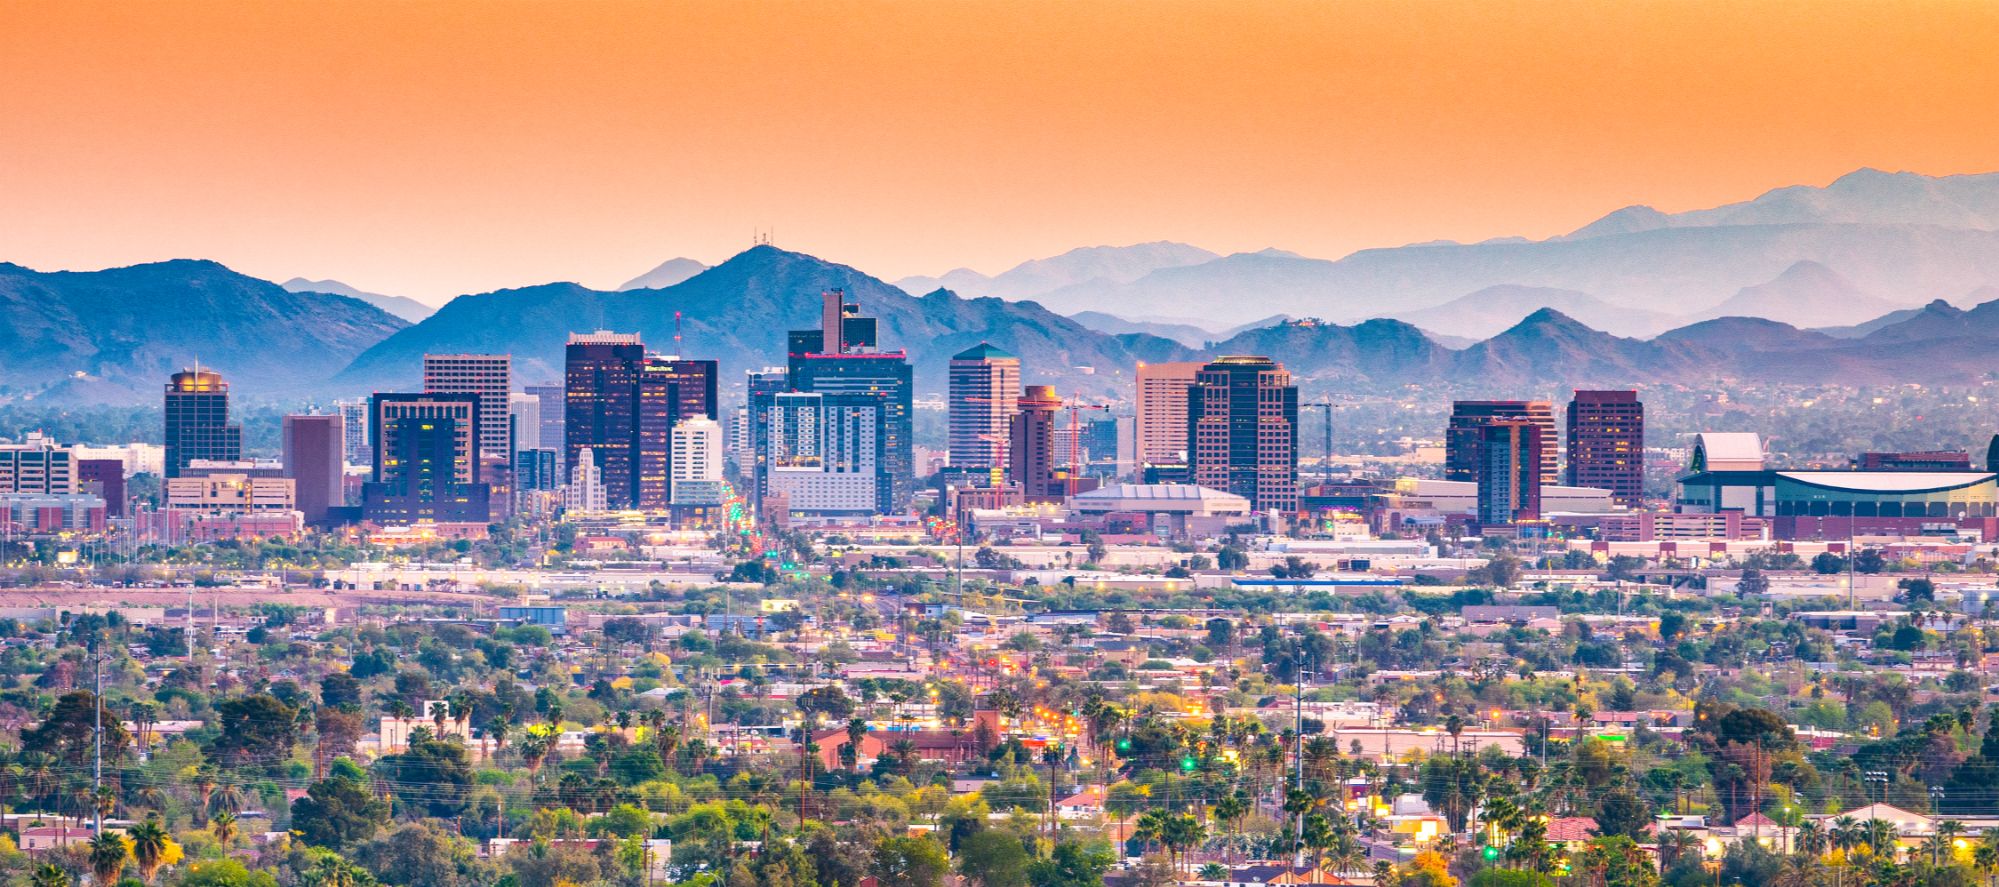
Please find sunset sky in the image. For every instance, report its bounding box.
[3,0,1997,303]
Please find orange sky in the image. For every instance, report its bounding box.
[3,0,1997,303]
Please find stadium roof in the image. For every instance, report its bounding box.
[1775,471,1996,494]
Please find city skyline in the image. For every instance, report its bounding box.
[6,2,1999,301]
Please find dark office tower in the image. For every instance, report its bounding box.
[1477,420,1542,525]
[565,331,645,508]
[745,367,789,502]
[77,459,125,518]
[163,368,242,478]
[524,384,567,472]
[423,354,512,459]
[1082,416,1119,467]
[1564,390,1644,506]
[636,356,720,509]
[1009,385,1062,501]
[949,343,1020,472]
[786,292,912,510]
[283,414,346,526]
[361,406,491,525]
[1188,356,1299,512]
[1445,401,1556,483]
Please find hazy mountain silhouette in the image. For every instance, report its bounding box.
[618,257,709,291]
[282,277,435,322]
[1389,284,1682,338]
[1013,170,1999,324]
[897,242,1218,301]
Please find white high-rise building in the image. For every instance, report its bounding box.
[335,399,372,467]
[423,353,512,459]
[508,392,541,454]
[565,447,607,513]
[670,417,725,505]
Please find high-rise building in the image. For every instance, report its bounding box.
[1135,362,1203,468]
[785,292,911,510]
[508,393,542,454]
[1009,386,1062,501]
[566,448,607,513]
[1082,417,1119,470]
[514,448,559,492]
[336,399,372,467]
[1446,401,1556,483]
[565,332,645,508]
[670,416,726,506]
[282,414,346,526]
[0,433,76,494]
[370,394,480,485]
[164,368,242,478]
[948,343,1020,472]
[743,367,788,496]
[1566,390,1644,507]
[1477,420,1543,525]
[1188,356,1298,512]
[424,354,512,459]
[638,356,719,508]
[523,384,566,471]
[362,393,490,525]
[762,391,884,514]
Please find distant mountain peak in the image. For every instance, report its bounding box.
[618,256,710,291]
[280,276,434,322]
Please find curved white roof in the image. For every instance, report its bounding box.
[1693,432,1763,465]
[1776,471,1996,494]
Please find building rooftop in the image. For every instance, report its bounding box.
[1074,483,1245,502]
[950,342,1017,361]
[1775,470,1996,494]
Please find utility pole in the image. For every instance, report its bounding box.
[186,587,195,661]
[1293,637,1306,868]
[93,656,104,835]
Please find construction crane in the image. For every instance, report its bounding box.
[1300,394,1335,481]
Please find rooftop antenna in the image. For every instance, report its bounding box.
[674,311,684,354]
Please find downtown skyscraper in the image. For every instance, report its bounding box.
[1566,389,1644,507]
[164,368,242,478]
[1187,356,1298,512]
[563,331,717,510]
[423,354,512,459]
[1445,400,1557,483]
[781,291,912,511]
[948,343,1019,473]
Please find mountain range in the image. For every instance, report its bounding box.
[0,261,406,405]
[12,168,1999,404]
[936,169,1999,329]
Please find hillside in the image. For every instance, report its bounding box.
[337,246,1180,397]
[0,260,407,403]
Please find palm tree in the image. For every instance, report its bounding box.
[1864,817,1899,861]
[1832,815,1863,858]
[209,780,246,819]
[28,863,70,887]
[87,831,129,885]
[1795,819,1827,859]
[128,818,172,883]
[211,811,238,846]
[1938,820,1968,865]
[1971,838,1999,887]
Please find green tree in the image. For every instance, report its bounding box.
[207,694,301,767]
[291,775,391,850]
[872,836,951,887]
[179,859,279,887]
[373,734,472,818]
[1027,842,1113,887]
[958,831,1031,887]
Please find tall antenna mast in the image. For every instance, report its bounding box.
[674,311,683,355]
